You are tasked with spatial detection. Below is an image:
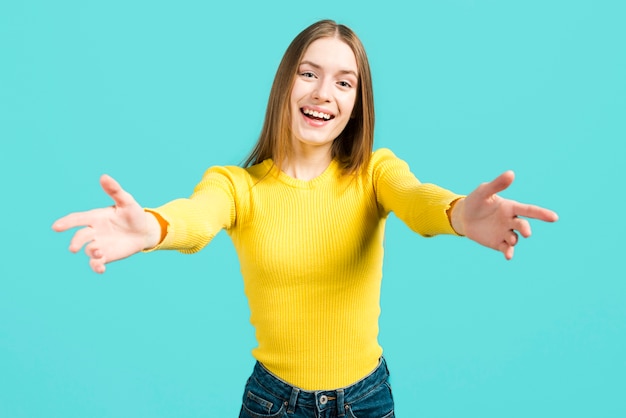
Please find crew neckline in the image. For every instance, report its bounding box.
[262,158,340,189]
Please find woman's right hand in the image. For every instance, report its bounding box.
[52,174,163,274]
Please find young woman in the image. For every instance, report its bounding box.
[53,20,558,418]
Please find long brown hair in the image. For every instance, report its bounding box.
[243,20,375,175]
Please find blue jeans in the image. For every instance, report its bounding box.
[239,357,395,418]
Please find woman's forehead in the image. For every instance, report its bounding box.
[300,37,358,72]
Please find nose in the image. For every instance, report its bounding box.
[312,78,332,102]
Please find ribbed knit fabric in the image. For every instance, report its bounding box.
[148,148,462,390]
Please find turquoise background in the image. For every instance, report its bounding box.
[1,0,624,416]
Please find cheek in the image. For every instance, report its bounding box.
[289,90,298,111]
[290,79,307,103]
[289,96,301,124]
[344,95,358,119]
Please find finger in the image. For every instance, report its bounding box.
[497,241,515,260]
[89,256,107,274]
[52,208,108,232]
[512,217,532,238]
[52,212,92,232]
[84,241,103,259]
[68,227,95,253]
[477,170,515,199]
[52,218,68,232]
[504,230,519,246]
[514,203,559,223]
[100,174,135,209]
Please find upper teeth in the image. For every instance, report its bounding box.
[303,108,332,120]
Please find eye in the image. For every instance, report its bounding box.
[300,71,316,78]
[338,80,352,88]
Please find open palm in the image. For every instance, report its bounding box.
[52,175,160,273]
[453,171,558,260]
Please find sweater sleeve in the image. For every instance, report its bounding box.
[145,166,239,253]
[372,149,463,237]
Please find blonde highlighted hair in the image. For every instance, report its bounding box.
[243,19,375,175]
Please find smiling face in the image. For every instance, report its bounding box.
[244,20,374,175]
[290,37,358,157]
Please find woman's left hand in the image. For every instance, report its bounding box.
[450,170,558,260]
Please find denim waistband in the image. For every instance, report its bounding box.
[250,357,390,413]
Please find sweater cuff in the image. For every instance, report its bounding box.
[446,197,466,236]
[142,208,169,252]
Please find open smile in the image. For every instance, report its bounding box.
[301,107,335,122]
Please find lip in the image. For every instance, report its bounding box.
[300,105,335,119]
[299,106,336,129]
[300,110,331,127]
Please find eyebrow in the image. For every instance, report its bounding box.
[299,60,358,79]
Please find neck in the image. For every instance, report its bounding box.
[282,144,333,181]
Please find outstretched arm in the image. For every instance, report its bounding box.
[52,175,163,274]
[449,170,558,260]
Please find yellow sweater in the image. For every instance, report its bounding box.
[149,148,461,390]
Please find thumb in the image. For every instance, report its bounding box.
[477,170,515,198]
[100,174,135,208]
